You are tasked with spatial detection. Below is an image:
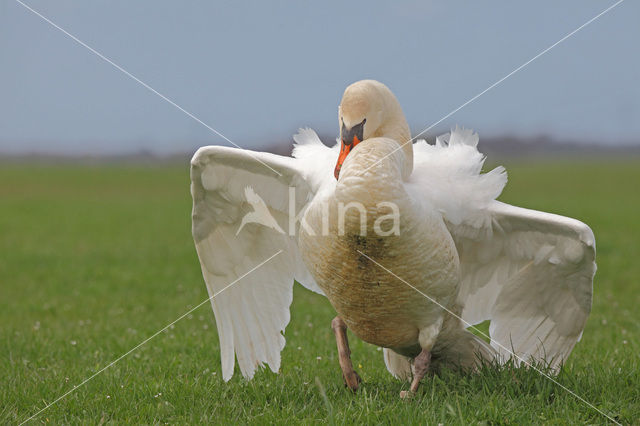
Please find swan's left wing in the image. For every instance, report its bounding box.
[452,201,596,370]
[191,129,336,381]
[408,128,595,371]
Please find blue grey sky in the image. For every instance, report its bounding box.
[1,1,638,155]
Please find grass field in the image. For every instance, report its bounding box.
[1,159,639,424]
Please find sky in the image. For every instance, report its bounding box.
[1,1,638,155]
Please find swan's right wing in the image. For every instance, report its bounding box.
[191,129,336,381]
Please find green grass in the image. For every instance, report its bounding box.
[1,159,639,424]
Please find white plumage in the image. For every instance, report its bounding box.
[235,186,285,236]
[190,80,595,387]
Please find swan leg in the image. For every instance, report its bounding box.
[400,349,431,399]
[331,316,361,391]
[400,320,441,398]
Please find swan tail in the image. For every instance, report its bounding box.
[432,328,498,371]
[383,348,412,381]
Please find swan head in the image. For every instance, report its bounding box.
[334,80,413,180]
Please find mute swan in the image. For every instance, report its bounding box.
[190,80,595,395]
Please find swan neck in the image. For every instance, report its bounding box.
[375,116,413,180]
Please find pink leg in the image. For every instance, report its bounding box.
[400,348,431,398]
[331,316,361,391]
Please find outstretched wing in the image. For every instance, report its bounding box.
[191,129,336,381]
[408,127,595,370]
[453,201,595,370]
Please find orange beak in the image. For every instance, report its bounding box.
[334,135,361,180]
